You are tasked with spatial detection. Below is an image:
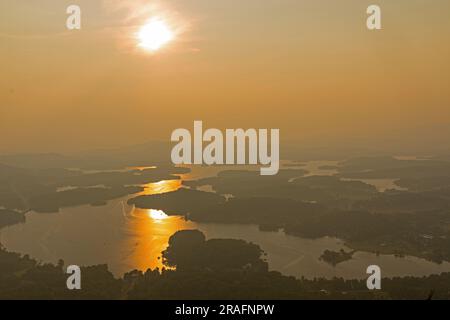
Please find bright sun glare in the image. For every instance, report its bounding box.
[148,209,168,221]
[138,18,174,52]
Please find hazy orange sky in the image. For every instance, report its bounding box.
[1,0,449,153]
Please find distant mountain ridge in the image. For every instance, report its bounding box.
[0,141,172,170]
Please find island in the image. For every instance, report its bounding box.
[320,249,355,266]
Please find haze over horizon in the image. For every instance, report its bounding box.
[1,0,449,153]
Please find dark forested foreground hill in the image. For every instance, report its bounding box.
[1,230,449,300]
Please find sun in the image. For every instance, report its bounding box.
[138,18,174,52]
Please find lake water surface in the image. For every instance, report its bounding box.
[1,161,449,279]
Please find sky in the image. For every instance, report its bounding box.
[1,0,450,153]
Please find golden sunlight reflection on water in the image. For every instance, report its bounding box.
[121,179,196,272]
[121,207,196,272]
[140,179,182,195]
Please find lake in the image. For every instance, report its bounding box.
[1,161,449,279]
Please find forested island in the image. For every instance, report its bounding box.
[0,209,25,228]
[320,249,355,266]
